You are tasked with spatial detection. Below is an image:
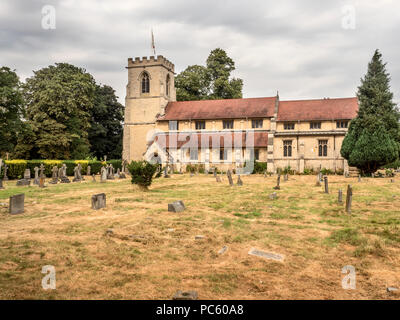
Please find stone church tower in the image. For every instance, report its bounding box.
[122,56,176,162]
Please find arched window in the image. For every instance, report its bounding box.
[166,74,170,96]
[141,72,150,93]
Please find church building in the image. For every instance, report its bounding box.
[122,55,358,173]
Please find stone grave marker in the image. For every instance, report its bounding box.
[91,193,106,210]
[100,166,107,183]
[324,176,329,193]
[92,174,96,182]
[237,175,243,186]
[3,164,8,181]
[284,174,288,182]
[49,166,58,184]
[87,165,91,176]
[213,168,217,177]
[172,290,198,300]
[227,170,234,186]
[273,174,281,190]
[358,174,361,182]
[216,176,221,183]
[163,166,170,178]
[0,179,4,189]
[33,167,39,185]
[269,192,277,200]
[338,189,343,204]
[24,169,31,180]
[345,184,353,214]
[168,201,185,212]
[39,176,45,188]
[9,194,25,214]
[73,165,81,182]
[248,248,284,262]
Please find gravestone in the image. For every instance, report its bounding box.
[100,166,107,183]
[119,168,126,179]
[324,176,329,193]
[227,170,234,186]
[91,193,106,210]
[358,174,361,182]
[248,248,284,262]
[163,166,170,178]
[107,164,115,180]
[284,174,288,182]
[87,165,91,176]
[315,173,321,186]
[9,194,24,214]
[0,179,4,189]
[338,189,343,204]
[73,165,82,182]
[49,166,58,184]
[213,168,217,177]
[273,174,281,190]
[216,176,221,183]
[168,201,185,212]
[39,176,45,188]
[39,164,45,178]
[190,172,194,177]
[263,171,267,178]
[24,169,31,180]
[3,164,8,181]
[345,184,353,214]
[16,178,30,186]
[92,174,96,182]
[269,192,277,200]
[33,167,40,185]
[59,165,71,183]
[237,175,243,186]
[390,179,395,183]
[78,164,84,180]
[172,290,198,300]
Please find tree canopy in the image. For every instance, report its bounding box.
[0,67,24,157]
[341,50,400,174]
[175,48,243,101]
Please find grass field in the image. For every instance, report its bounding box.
[0,174,399,299]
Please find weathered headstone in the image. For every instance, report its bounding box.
[358,174,361,182]
[345,184,352,214]
[315,173,321,186]
[390,179,395,183]
[172,290,198,300]
[213,168,217,177]
[9,194,24,214]
[24,169,31,180]
[78,163,84,180]
[324,176,329,193]
[3,164,8,181]
[16,178,30,186]
[163,166,170,178]
[227,170,234,186]
[33,167,40,185]
[91,193,106,210]
[338,189,343,204]
[49,166,58,184]
[216,176,221,183]
[0,179,4,189]
[87,165,91,176]
[284,174,288,182]
[273,174,281,190]
[100,166,107,183]
[92,174,96,182]
[168,201,185,212]
[248,248,284,262]
[39,164,45,178]
[73,165,82,182]
[115,168,121,179]
[237,175,243,186]
[39,176,45,188]
[59,164,71,183]
[269,192,277,200]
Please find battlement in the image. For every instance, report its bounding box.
[127,55,174,71]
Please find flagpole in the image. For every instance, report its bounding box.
[151,29,156,56]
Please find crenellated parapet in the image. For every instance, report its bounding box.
[127,55,175,72]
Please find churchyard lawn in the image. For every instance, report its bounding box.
[0,174,399,299]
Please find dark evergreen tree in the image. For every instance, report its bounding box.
[0,67,24,156]
[341,50,400,174]
[88,84,124,159]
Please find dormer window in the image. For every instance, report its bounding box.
[284,122,295,130]
[310,122,321,129]
[336,121,348,128]
[141,72,150,93]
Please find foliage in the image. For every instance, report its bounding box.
[16,63,96,159]
[341,50,400,174]
[175,48,243,101]
[253,162,267,174]
[128,160,158,189]
[88,84,124,159]
[321,168,334,175]
[302,168,314,175]
[186,163,205,173]
[0,67,24,156]
[282,166,295,175]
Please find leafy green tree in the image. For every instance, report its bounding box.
[128,160,159,190]
[16,63,96,159]
[88,84,124,159]
[0,67,24,156]
[341,50,400,174]
[175,48,243,101]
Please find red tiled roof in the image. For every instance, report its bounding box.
[277,97,358,121]
[159,97,276,120]
[153,131,268,148]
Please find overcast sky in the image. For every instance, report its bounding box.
[1,0,399,105]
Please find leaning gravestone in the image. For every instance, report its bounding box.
[237,175,243,186]
[9,194,25,214]
[91,193,106,210]
[273,174,281,190]
[0,179,4,190]
[227,170,234,186]
[168,201,185,212]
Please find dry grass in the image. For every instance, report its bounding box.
[0,174,400,300]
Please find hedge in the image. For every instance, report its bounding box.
[0,159,121,180]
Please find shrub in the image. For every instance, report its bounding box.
[282,165,295,175]
[303,168,314,175]
[128,160,159,189]
[253,162,267,174]
[3,160,27,179]
[321,168,334,175]
[106,160,122,171]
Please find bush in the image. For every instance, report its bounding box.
[106,160,122,171]
[185,164,205,173]
[253,162,267,174]
[2,160,27,179]
[321,168,334,175]
[302,168,314,175]
[128,160,159,189]
[282,165,295,175]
